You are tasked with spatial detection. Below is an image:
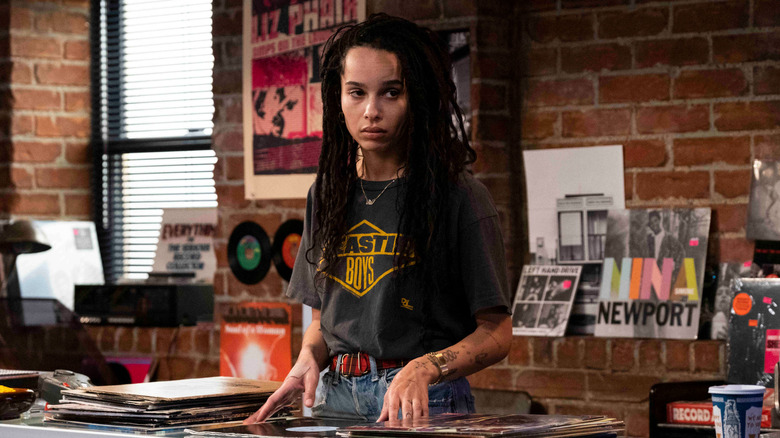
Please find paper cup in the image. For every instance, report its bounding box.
[708,384,765,438]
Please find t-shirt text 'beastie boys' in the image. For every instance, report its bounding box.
[287,174,510,361]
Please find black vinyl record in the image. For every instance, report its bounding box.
[272,219,304,281]
[228,221,271,285]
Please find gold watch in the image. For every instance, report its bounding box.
[426,352,451,385]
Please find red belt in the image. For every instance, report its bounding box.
[330,352,409,377]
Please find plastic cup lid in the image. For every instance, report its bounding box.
[708,384,766,395]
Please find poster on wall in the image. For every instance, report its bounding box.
[220,302,292,381]
[511,265,582,337]
[151,208,217,282]
[242,0,366,199]
[594,208,711,339]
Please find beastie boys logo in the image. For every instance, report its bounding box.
[324,220,414,297]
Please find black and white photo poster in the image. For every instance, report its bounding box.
[512,265,582,337]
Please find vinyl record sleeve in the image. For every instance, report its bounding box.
[272,219,303,281]
[228,221,272,284]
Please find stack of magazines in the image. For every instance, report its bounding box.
[43,376,283,432]
[338,413,624,438]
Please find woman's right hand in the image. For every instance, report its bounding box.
[243,357,321,424]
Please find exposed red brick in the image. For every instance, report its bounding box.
[674,69,748,99]
[521,111,556,139]
[166,357,198,380]
[635,171,709,200]
[224,155,244,181]
[712,204,748,233]
[11,167,33,189]
[36,63,88,86]
[135,328,153,354]
[693,340,723,373]
[674,136,750,166]
[756,66,780,95]
[213,69,242,95]
[598,8,668,39]
[65,91,89,112]
[525,13,593,43]
[665,340,690,371]
[475,114,511,142]
[611,339,635,371]
[11,193,60,215]
[468,367,515,390]
[11,62,32,84]
[713,33,780,63]
[474,19,510,48]
[212,10,241,38]
[441,0,476,17]
[562,108,630,137]
[624,139,667,168]
[554,337,581,368]
[508,337,530,366]
[756,135,780,159]
[12,141,61,163]
[714,170,751,199]
[64,39,88,60]
[197,359,220,378]
[584,338,608,370]
[588,373,660,402]
[756,0,780,27]
[561,43,630,73]
[65,141,89,164]
[10,5,32,30]
[11,88,60,110]
[714,101,780,131]
[526,78,594,107]
[35,167,90,189]
[374,0,442,20]
[212,128,243,152]
[636,104,709,134]
[624,406,651,438]
[600,74,669,104]
[562,0,627,9]
[672,1,748,33]
[516,369,587,399]
[225,213,282,242]
[473,52,514,80]
[35,11,88,34]
[533,337,554,366]
[214,96,241,124]
[472,143,509,174]
[213,241,228,268]
[718,237,754,263]
[11,36,61,59]
[472,83,507,112]
[11,115,33,136]
[35,115,89,137]
[638,340,663,372]
[64,193,91,217]
[524,48,557,77]
[635,37,709,68]
[519,0,557,12]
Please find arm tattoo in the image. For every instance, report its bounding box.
[442,350,457,361]
[474,353,488,366]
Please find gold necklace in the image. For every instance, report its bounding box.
[360,178,395,205]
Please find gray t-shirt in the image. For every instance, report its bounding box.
[287,173,510,360]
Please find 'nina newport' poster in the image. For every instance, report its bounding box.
[595,208,711,339]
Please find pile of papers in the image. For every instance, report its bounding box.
[44,376,282,432]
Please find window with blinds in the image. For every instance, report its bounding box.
[91,0,217,282]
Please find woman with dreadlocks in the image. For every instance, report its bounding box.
[245,13,511,424]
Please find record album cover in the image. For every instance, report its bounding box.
[595,208,711,339]
[747,159,780,241]
[512,265,582,337]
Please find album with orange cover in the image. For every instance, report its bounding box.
[220,302,292,382]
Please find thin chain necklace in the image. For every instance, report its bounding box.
[360,177,395,205]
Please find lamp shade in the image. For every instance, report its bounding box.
[0,220,51,255]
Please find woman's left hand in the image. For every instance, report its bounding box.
[376,358,438,423]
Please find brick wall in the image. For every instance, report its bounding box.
[0,0,91,220]
[3,0,779,437]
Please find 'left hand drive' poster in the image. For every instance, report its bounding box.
[242,0,366,199]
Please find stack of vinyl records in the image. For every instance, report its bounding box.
[337,413,625,438]
[44,376,284,432]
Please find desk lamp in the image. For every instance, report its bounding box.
[0,220,51,299]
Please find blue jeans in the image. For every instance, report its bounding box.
[311,355,475,421]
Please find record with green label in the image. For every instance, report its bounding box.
[228,221,271,285]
